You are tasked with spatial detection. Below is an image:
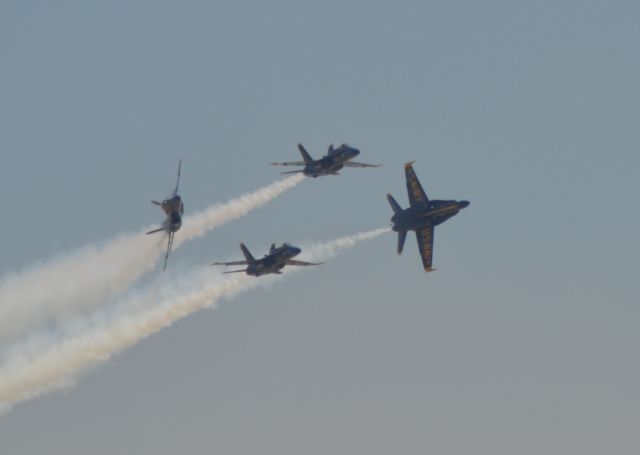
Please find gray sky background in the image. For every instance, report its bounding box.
[1,1,639,454]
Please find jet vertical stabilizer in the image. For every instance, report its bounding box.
[397,230,407,255]
[240,243,256,262]
[297,144,313,163]
[387,194,403,214]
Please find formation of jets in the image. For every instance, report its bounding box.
[150,144,469,272]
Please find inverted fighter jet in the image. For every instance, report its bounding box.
[271,143,381,177]
[211,242,322,276]
[387,161,469,272]
[146,160,184,271]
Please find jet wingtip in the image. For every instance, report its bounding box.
[404,160,416,169]
[424,267,437,273]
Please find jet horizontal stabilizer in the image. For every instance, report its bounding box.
[270,161,307,167]
[211,260,250,266]
[286,259,323,266]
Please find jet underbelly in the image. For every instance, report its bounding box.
[432,211,457,226]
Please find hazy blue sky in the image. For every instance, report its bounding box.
[1,1,639,454]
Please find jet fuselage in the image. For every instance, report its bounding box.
[159,195,184,232]
[303,145,360,177]
[247,244,302,276]
[391,200,469,232]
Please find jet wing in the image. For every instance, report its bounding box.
[405,161,429,208]
[270,161,307,167]
[415,224,435,272]
[211,260,250,266]
[286,260,323,266]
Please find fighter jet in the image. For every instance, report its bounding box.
[387,161,469,272]
[270,143,381,177]
[211,242,322,276]
[146,160,184,271]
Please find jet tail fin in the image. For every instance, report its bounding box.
[173,159,182,195]
[386,193,403,214]
[239,243,255,262]
[397,229,407,255]
[297,144,313,163]
[162,231,175,272]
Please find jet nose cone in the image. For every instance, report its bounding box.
[352,148,360,157]
[291,246,302,256]
[459,200,470,208]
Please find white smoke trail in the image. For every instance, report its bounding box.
[0,174,303,340]
[0,227,388,410]
[303,227,391,262]
[0,232,165,342]
[175,174,304,247]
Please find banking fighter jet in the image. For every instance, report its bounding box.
[146,159,184,271]
[387,161,469,272]
[211,242,322,276]
[271,143,381,177]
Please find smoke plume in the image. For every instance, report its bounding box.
[0,174,303,340]
[0,227,388,410]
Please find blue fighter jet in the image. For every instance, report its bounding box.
[387,161,469,272]
[211,242,322,276]
[271,143,381,177]
[146,159,184,271]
